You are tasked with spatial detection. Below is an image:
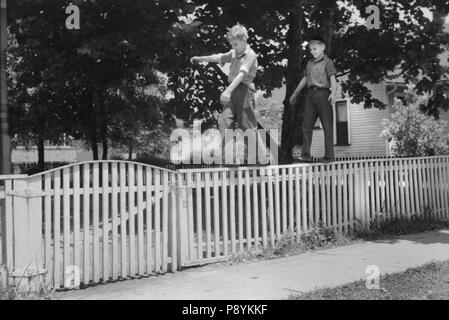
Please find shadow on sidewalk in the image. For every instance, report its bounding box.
[368,229,449,246]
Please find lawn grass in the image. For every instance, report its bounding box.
[291,260,449,300]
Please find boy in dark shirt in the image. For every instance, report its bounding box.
[289,34,337,163]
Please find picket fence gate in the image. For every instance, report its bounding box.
[1,156,449,289]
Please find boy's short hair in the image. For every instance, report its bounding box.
[226,24,249,42]
[308,34,326,46]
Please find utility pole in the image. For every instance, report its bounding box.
[0,0,11,174]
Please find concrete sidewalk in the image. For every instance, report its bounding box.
[56,229,449,300]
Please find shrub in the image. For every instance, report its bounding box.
[381,89,449,157]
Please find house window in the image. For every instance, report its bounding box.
[335,100,349,146]
[389,92,406,114]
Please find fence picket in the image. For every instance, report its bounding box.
[443,158,449,219]
[320,166,326,227]
[260,169,268,248]
[393,160,400,217]
[244,170,252,251]
[187,172,195,260]
[374,162,380,223]
[348,163,354,232]
[145,168,153,273]
[92,163,100,283]
[237,170,244,251]
[222,171,229,255]
[430,159,437,216]
[436,158,442,218]
[229,171,236,254]
[44,174,52,278]
[308,165,314,228]
[281,168,287,233]
[162,171,169,273]
[153,169,161,273]
[343,163,348,233]
[83,164,90,284]
[128,165,136,275]
[213,171,221,256]
[62,168,71,285]
[337,164,343,232]
[53,170,61,287]
[301,166,307,233]
[411,160,418,217]
[326,164,331,229]
[119,163,128,277]
[253,169,260,249]
[267,169,275,247]
[274,169,281,238]
[73,166,81,281]
[136,165,144,275]
[205,172,212,257]
[111,163,118,279]
[380,161,386,216]
[314,166,320,225]
[331,164,337,229]
[196,172,204,259]
[404,160,412,220]
[288,168,294,233]
[294,167,301,239]
[101,163,109,281]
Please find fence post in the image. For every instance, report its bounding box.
[9,177,45,291]
[171,171,188,270]
[354,163,368,229]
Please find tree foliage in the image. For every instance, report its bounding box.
[162,0,449,162]
[7,0,183,161]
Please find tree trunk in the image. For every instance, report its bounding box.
[281,0,304,164]
[128,144,133,160]
[322,2,337,54]
[90,89,99,160]
[99,92,108,160]
[37,136,45,171]
[91,134,99,160]
[102,137,108,160]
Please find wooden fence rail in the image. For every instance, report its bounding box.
[1,156,449,289]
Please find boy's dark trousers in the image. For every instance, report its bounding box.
[218,83,261,164]
[219,83,258,132]
[302,87,334,160]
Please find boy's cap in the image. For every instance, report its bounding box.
[308,34,325,45]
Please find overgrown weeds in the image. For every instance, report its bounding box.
[0,266,53,300]
[228,208,449,263]
[261,223,351,259]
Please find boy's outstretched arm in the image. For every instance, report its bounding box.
[289,76,307,105]
[328,75,337,106]
[190,55,221,64]
[220,71,245,105]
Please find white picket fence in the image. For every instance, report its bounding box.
[1,156,449,289]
